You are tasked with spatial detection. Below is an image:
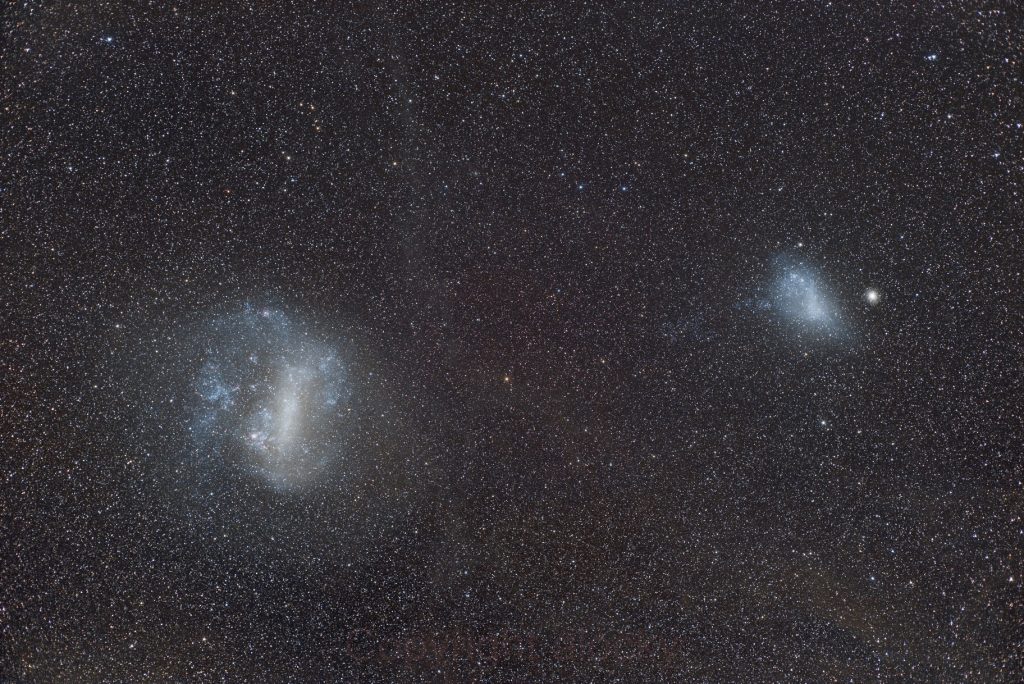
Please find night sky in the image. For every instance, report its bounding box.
[3,2,1023,681]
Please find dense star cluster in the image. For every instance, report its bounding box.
[2,1,1022,681]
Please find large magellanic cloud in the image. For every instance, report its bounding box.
[190,304,352,493]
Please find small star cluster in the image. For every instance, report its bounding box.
[2,1,1022,681]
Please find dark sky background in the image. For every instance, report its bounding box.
[2,1,1023,681]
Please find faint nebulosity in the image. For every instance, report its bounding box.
[2,1,1022,681]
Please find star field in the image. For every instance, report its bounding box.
[2,2,1023,681]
